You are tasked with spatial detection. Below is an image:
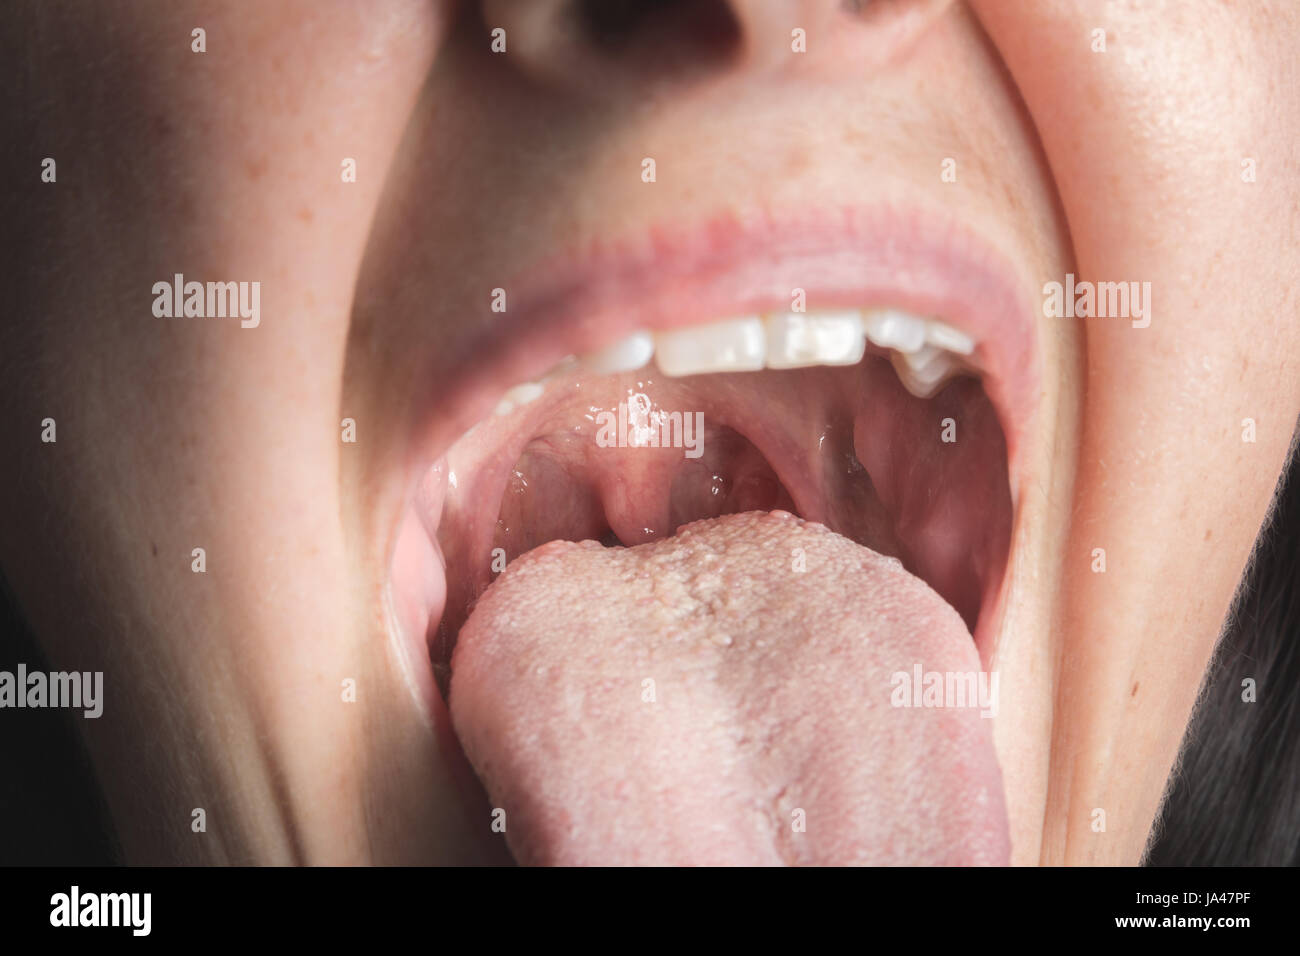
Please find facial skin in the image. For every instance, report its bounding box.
[1,1,1296,864]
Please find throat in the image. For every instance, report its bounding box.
[421,352,1010,681]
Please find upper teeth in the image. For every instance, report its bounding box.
[584,331,655,375]
[492,380,545,418]
[655,318,766,376]
[862,309,928,353]
[492,309,977,414]
[645,309,975,397]
[765,310,866,369]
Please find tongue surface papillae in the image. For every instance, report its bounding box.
[449,510,1009,865]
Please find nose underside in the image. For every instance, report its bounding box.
[476,0,957,99]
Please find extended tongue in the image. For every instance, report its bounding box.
[448,510,1009,865]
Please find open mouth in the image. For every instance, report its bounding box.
[432,311,1009,672]
[389,212,1037,865]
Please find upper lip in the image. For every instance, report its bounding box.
[411,203,1041,489]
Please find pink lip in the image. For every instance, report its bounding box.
[408,203,1042,663]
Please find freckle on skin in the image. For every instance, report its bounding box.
[1204,528,1212,541]
[784,146,813,178]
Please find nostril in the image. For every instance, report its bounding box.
[575,0,740,59]
[480,0,741,99]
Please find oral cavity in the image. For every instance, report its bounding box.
[430,337,1010,678]
[411,308,1013,865]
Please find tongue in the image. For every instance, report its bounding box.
[448,510,1009,865]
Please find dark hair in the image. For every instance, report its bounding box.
[1145,423,1300,866]
[0,571,117,864]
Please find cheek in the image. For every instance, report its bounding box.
[972,0,1300,488]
